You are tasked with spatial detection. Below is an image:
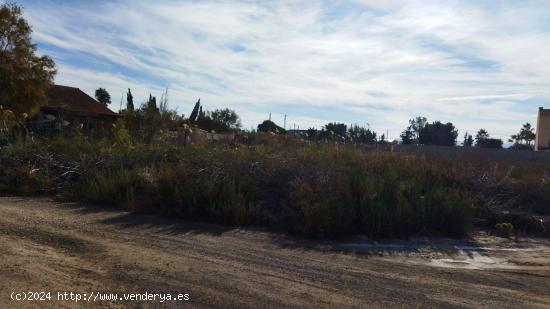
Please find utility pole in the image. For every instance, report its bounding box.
[284,114,287,130]
[269,112,271,121]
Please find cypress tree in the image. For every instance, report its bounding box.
[126,88,134,111]
[189,98,200,123]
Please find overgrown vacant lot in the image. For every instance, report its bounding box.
[1,197,550,308]
[1,137,549,238]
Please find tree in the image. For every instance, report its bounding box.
[189,99,201,123]
[418,121,458,146]
[257,120,285,133]
[478,138,503,149]
[463,132,474,147]
[144,93,158,114]
[400,116,427,144]
[475,129,502,148]
[126,88,134,111]
[94,88,111,105]
[475,129,489,146]
[0,3,56,117]
[522,123,536,146]
[348,124,377,144]
[509,122,535,150]
[400,129,414,144]
[324,122,347,138]
[306,128,317,139]
[210,108,241,130]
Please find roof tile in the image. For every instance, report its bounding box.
[42,85,118,117]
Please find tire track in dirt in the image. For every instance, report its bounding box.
[1,196,550,308]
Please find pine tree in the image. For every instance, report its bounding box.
[463,132,474,147]
[94,88,111,105]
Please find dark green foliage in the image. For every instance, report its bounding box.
[401,117,427,144]
[195,108,241,132]
[475,128,503,148]
[118,91,185,143]
[209,108,241,130]
[185,99,238,132]
[475,128,489,145]
[257,120,285,133]
[79,169,140,206]
[463,132,474,147]
[509,123,535,150]
[189,99,201,123]
[400,129,414,144]
[285,152,475,237]
[0,3,56,117]
[306,128,317,139]
[145,94,158,113]
[418,121,458,146]
[299,124,376,144]
[323,123,347,137]
[126,88,134,111]
[94,88,111,105]
[348,124,377,144]
[477,138,503,149]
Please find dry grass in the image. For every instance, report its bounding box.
[1,137,549,238]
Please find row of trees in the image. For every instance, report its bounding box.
[509,123,536,149]
[188,99,241,132]
[463,129,503,149]
[254,115,536,149]
[257,120,380,144]
[400,116,536,149]
[112,88,242,142]
[464,123,535,149]
[400,117,458,146]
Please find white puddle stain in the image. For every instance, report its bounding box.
[336,242,548,270]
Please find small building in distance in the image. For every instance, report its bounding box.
[32,85,118,136]
[535,107,550,151]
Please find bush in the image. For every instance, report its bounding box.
[495,222,514,238]
[1,137,548,238]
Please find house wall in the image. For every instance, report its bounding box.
[535,107,550,151]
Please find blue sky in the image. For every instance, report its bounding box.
[17,0,550,141]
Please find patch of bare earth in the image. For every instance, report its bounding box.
[0,196,549,308]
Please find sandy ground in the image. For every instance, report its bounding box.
[0,196,549,308]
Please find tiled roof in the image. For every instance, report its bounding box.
[42,85,118,117]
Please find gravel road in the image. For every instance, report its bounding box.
[1,197,549,308]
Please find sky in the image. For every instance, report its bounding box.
[17,0,550,141]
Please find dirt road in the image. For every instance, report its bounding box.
[1,197,549,308]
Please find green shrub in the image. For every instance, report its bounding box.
[77,168,142,207]
[495,222,514,238]
[2,136,547,239]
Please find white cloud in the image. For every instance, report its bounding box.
[21,0,550,140]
